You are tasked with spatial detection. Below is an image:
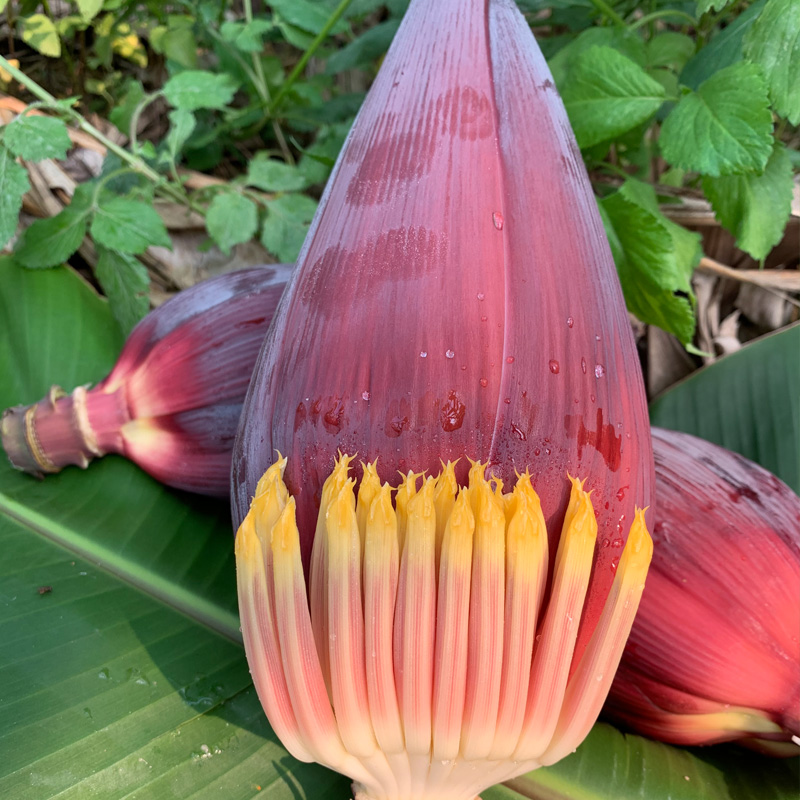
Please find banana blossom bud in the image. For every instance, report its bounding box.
[232,0,654,796]
[1,265,291,496]
[606,428,800,756]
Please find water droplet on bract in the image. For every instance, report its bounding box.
[567,316,574,328]
[479,378,488,388]
[446,349,455,359]
[590,394,595,403]
[545,447,551,455]
[581,357,587,374]
[534,447,540,456]
[596,674,604,682]
[420,351,427,358]
[595,364,605,378]
[595,334,601,341]
[460,364,467,370]
[492,211,504,230]
[477,292,485,301]
[481,315,488,322]
[616,486,627,501]
[610,556,620,571]
[511,423,527,441]
[602,538,610,547]
[504,397,511,404]
[612,538,624,548]
[549,360,560,374]
[506,356,515,364]
[362,391,370,401]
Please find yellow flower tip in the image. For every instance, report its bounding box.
[408,474,437,521]
[618,507,653,573]
[562,476,597,542]
[328,477,358,539]
[251,473,289,545]
[234,509,261,563]
[367,481,397,529]
[254,454,288,498]
[272,496,300,555]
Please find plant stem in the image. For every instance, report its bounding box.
[629,10,697,30]
[0,54,189,207]
[269,0,355,114]
[587,0,626,27]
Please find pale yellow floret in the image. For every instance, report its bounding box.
[254,453,288,498]
[357,462,382,547]
[433,461,458,567]
[251,474,289,549]
[396,469,423,552]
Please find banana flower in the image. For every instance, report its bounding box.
[232,1,654,797]
[606,427,800,756]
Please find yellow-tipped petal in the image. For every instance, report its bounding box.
[357,461,382,547]
[251,473,288,550]
[433,460,458,569]
[254,453,287,499]
[542,509,652,765]
[396,469,422,554]
[461,475,506,759]
[395,476,436,757]
[491,484,548,759]
[432,487,474,760]
[364,484,404,755]
[327,479,377,758]
[236,509,313,763]
[515,476,597,761]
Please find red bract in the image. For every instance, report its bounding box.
[232,0,654,796]
[606,427,800,755]
[2,265,291,496]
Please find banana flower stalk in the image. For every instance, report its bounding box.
[233,0,654,797]
[606,428,800,757]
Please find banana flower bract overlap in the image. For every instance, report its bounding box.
[232,1,654,797]
[606,428,800,756]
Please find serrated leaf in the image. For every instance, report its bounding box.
[220,18,274,52]
[549,27,647,89]
[260,193,318,262]
[14,183,92,268]
[206,192,258,255]
[3,114,72,161]
[702,142,794,261]
[744,0,800,124]
[76,0,103,22]
[90,196,171,254]
[163,70,238,111]
[94,245,150,336]
[600,181,700,344]
[246,154,309,192]
[108,78,145,135]
[165,108,196,159]
[0,145,29,249]
[326,19,400,74]
[20,14,61,58]
[269,0,348,35]
[647,32,695,71]
[660,62,772,177]
[561,46,666,149]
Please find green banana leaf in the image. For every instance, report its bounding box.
[0,258,797,798]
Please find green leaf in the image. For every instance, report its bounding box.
[76,0,103,22]
[150,17,199,69]
[696,0,734,13]
[326,19,400,74]
[107,78,146,135]
[660,62,773,177]
[496,722,800,800]
[14,183,93,268]
[269,0,348,35]
[94,245,150,336]
[20,13,61,58]
[560,46,665,149]
[90,196,171,255]
[681,0,766,89]
[206,192,259,255]
[220,18,274,52]
[650,323,800,493]
[600,180,700,345]
[647,32,695,72]
[246,154,310,192]
[165,108,196,159]
[3,114,72,161]
[702,142,794,261]
[743,0,800,124]
[260,193,318,262]
[549,27,647,89]
[297,123,350,185]
[163,70,238,111]
[0,145,30,249]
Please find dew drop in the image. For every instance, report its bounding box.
[595,363,605,378]
[548,359,560,374]
[445,349,455,359]
[460,364,467,371]
[420,351,428,358]
[481,315,488,322]
[616,486,628,501]
[602,538,611,547]
[477,292,485,301]
[534,447,541,456]
[545,447,551,455]
[610,556,620,572]
[511,423,527,441]
[595,334,601,341]
[581,357,587,374]
[479,378,488,388]
[492,211,504,230]
[361,391,370,401]
[612,538,624,548]
[506,356,515,364]
[590,394,596,403]
[566,316,574,328]
[504,397,511,405]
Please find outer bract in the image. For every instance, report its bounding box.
[606,427,800,756]
[232,0,654,797]
[1,265,291,496]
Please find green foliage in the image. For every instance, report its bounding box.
[261,193,319,262]
[3,114,71,161]
[90,196,172,254]
[94,245,150,335]
[206,192,259,255]
[0,147,30,249]
[659,63,773,177]
[162,69,239,111]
